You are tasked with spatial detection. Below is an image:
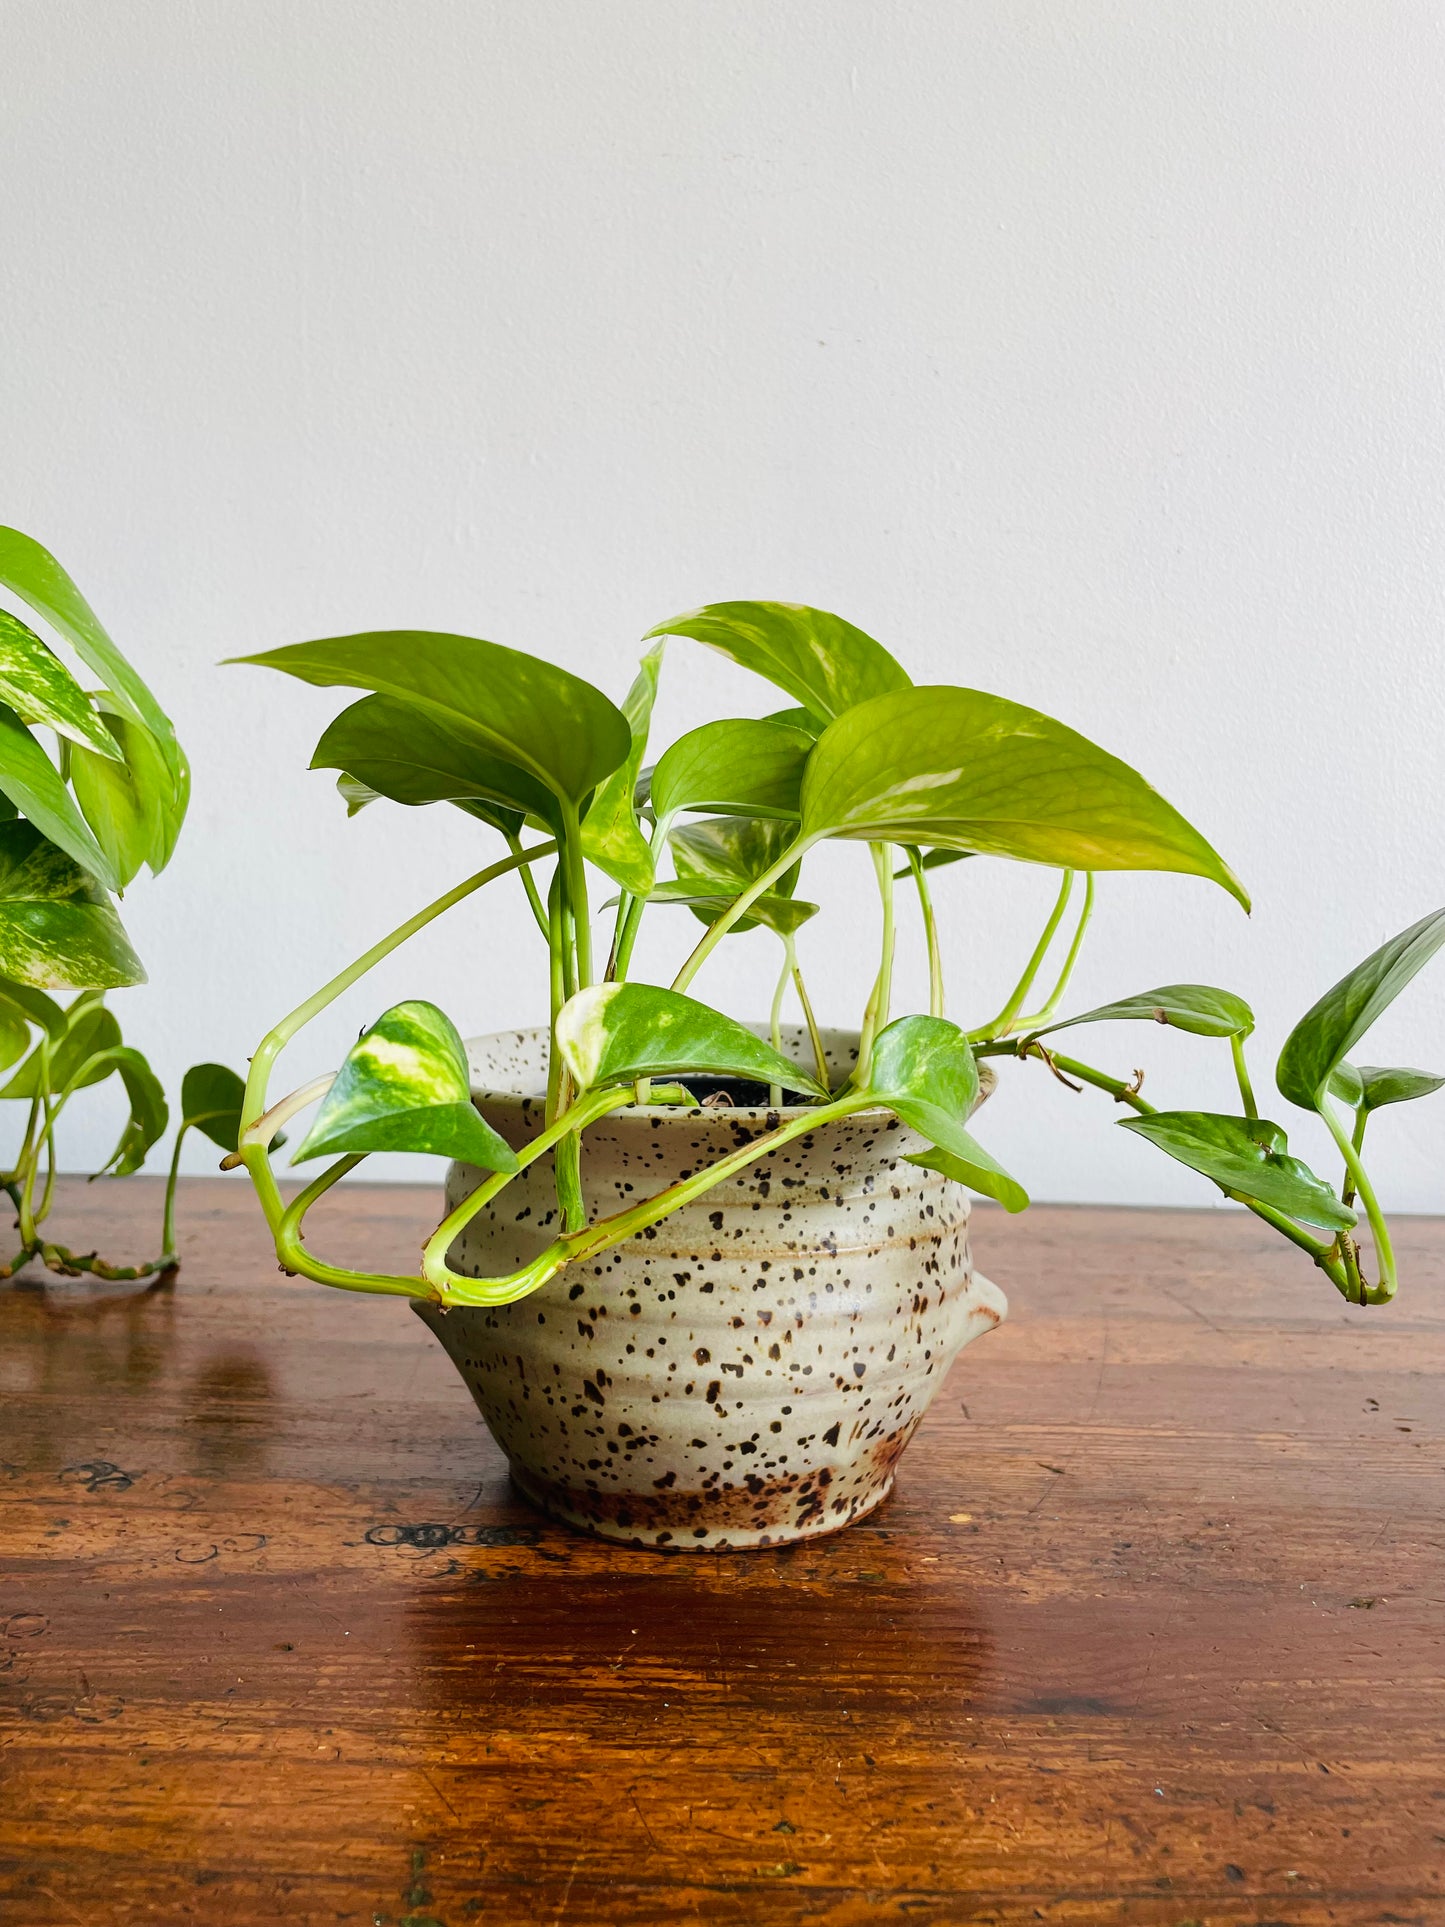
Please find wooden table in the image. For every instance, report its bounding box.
[2,1179,1442,1925]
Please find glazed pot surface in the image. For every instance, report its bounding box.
[417,1026,1006,1550]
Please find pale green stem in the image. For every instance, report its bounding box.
[768,939,792,1108]
[1342,1107,1368,1209]
[238,840,557,1236]
[560,803,592,989]
[1012,873,1095,1032]
[240,1073,335,1150]
[850,845,896,1089]
[508,832,552,941]
[969,870,1074,1043]
[421,1084,641,1288]
[15,1035,51,1247]
[791,951,830,1093]
[671,837,810,993]
[433,1088,871,1307]
[160,1125,188,1264]
[1231,1033,1258,1120]
[1321,1098,1396,1302]
[905,847,944,1019]
[274,1154,426,1297]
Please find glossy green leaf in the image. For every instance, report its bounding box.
[0,608,122,760]
[645,601,911,724]
[859,1015,1028,1211]
[1353,1064,1445,1113]
[0,703,118,889]
[70,700,179,888]
[579,643,664,895]
[0,823,143,990]
[294,1000,519,1169]
[0,977,64,1037]
[1028,984,1255,1042]
[1276,908,1445,1110]
[644,880,820,938]
[235,632,629,808]
[0,526,183,784]
[0,1006,27,1074]
[95,1045,169,1177]
[336,774,379,817]
[179,1062,250,1155]
[557,983,826,1097]
[799,688,1248,908]
[310,693,557,837]
[904,1144,1030,1214]
[650,719,814,830]
[1119,1112,1357,1231]
[1327,1061,1364,1108]
[666,815,804,934]
[0,995,122,1098]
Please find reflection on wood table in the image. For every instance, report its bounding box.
[1,1177,1442,1925]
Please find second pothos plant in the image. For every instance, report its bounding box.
[232,603,1441,1311]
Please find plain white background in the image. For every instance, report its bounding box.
[3,3,1444,1232]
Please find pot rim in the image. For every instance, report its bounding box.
[462,1023,994,1125]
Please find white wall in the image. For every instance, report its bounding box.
[3,2,1444,1218]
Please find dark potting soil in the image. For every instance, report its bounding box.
[670,1073,820,1108]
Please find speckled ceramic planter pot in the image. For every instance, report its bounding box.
[415,1026,1006,1551]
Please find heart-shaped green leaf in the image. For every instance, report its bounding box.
[235,632,629,809]
[94,1045,170,1177]
[578,643,664,895]
[0,703,118,890]
[0,1005,27,1073]
[650,719,815,833]
[1119,1112,1357,1231]
[557,983,826,1096]
[0,994,122,1098]
[646,602,911,724]
[763,706,825,738]
[295,1001,519,1169]
[798,688,1248,908]
[1348,1064,1445,1113]
[1327,1061,1365,1108]
[1276,907,1445,1110]
[0,824,143,990]
[311,693,557,837]
[663,816,806,935]
[178,1062,262,1156]
[644,880,820,938]
[70,700,180,888]
[0,609,122,761]
[1028,984,1255,1042]
[0,527,184,786]
[858,1015,1028,1210]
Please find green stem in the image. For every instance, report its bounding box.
[970,870,1075,1042]
[275,1154,427,1297]
[1231,1033,1258,1120]
[768,939,792,1109]
[671,837,810,993]
[15,1035,51,1248]
[1012,873,1094,1032]
[238,839,557,1235]
[421,1084,639,1288]
[560,804,592,989]
[508,832,552,941]
[850,845,896,1090]
[433,1087,869,1306]
[160,1124,188,1265]
[792,952,830,1094]
[1321,1099,1396,1302]
[1342,1106,1367,1208]
[905,848,944,1018]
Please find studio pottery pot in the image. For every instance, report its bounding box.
[416,1026,1006,1550]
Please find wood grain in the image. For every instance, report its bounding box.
[2,1177,1442,1925]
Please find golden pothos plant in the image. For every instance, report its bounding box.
[232,602,1439,1309]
